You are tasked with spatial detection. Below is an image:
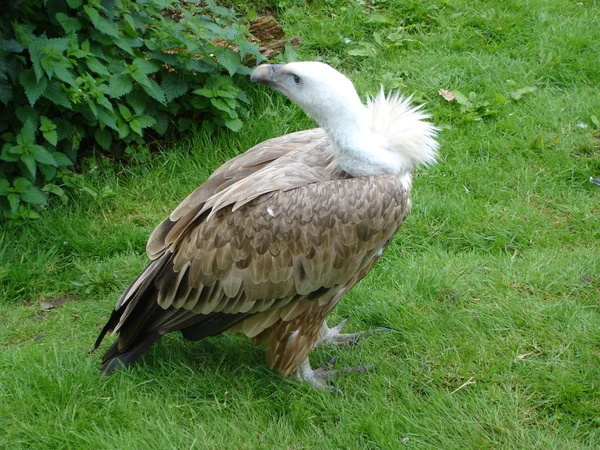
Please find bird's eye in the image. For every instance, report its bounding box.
[292,74,301,85]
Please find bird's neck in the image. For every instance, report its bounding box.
[319,104,412,180]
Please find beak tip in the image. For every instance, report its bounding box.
[250,64,282,85]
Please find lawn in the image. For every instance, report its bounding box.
[1,0,599,448]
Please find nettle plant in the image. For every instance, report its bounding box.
[0,0,262,219]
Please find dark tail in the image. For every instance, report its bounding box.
[100,331,163,375]
[92,257,170,375]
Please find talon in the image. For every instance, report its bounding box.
[374,327,393,333]
[339,364,375,374]
[316,319,391,348]
[293,357,375,393]
[331,317,350,333]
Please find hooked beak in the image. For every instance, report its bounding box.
[250,64,283,85]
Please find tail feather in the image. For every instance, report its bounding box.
[100,331,162,375]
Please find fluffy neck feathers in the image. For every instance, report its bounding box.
[314,89,438,180]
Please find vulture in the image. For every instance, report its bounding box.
[93,62,438,389]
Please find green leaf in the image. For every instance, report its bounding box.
[452,90,471,106]
[152,114,169,135]
[282,42,299,63]
[366,13,394,24]
[96,94,113,111]
[21,185,46,205]
[108,73,133,98]
[81,186,99,199]
[189,96,209,110]
[87,99,99,119]
[21,154,37,178]
[162,74,188,102]
[133,58,159,74]
[13,177,32,191]
[94,128,112,150]
[27,38,46,81]
[0,179,9,195]
[235,34,261,60]
[347,43,376,57]
[85,6,119,37]
[136,116,156,129]
[81,39,90,53]
[177,118,192,132]
[52,152,73,167]
[140,78,166,105]
[55,13,82,34]
[87,58,110,76]
[118,104,132,121]
[210,97,233,113]
[125,90,148,115]
[20,208,41,219]
[43,184,66,198]
[42,130,58,146]
[203,22,235,40]
[224,118,243,132]
[130,119,143,136]
[31,146,58,166]
[114,38,134,55]
[237,89,249,104]
[39,163,57,181]
[185,59,214,73]
[53,64,76,86]
[20,70,48,106]
[7,193,20,214]
[590,115,599,129]
[3,39,24,53]
[215,89,236,99]
[246,9,257,20]
[98,108,119,131]
[100,0,117,19]
[39,116,57,132]
[216,49,242,76]
[123,14,136,34]
[510,86,537,101]
[1,144,19,162]
[13,23,36,48]
[43,80,72,109]
[130,69,151,87]
[117,121,130,139]
[66,0,83,7]
[16,107,39,127]
[17,120,37,147]
[193,87,214,98]
[0,79,13,105]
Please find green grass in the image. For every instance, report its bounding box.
[1,0,599,448]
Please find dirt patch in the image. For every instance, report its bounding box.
[32,294,80,311]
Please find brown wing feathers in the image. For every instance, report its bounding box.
[94,128,410,376]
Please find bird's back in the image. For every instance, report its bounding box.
[94,127,411,376]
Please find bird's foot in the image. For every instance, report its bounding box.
[315,318,391,348]
[292,357,374,393]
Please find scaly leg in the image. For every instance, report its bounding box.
[292,357,374,392]
[315,318,391,348]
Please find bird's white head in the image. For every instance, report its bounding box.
[251,62,438,181]
[251,62,363,129]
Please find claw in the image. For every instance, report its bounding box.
[373,327,393,333]
[315,319,393,348]
[331,317,350,333]
[326,355,340,367]
[292,357,375,394]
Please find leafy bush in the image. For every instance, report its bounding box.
[0,0,262,219]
